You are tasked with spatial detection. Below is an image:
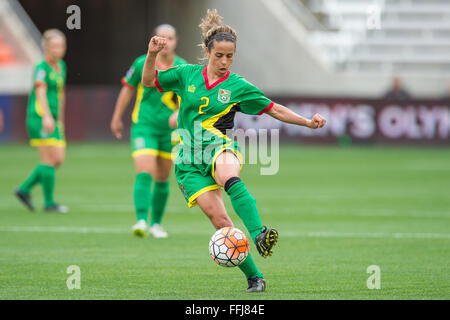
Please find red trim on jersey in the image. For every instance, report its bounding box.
[155,59,174,71]
[202,65,230,91]
[257,101,274,115]
[154,70,164,93]
[121,77,136,89]
[34,81,47,87]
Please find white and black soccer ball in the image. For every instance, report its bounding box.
[209,227,249,267]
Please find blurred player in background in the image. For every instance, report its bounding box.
[111,24,187,238]
[142,10,326,292]
[15,29,68,213]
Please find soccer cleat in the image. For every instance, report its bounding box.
[247,277,266,293]
[14,189,35,211]
[255,226,278,258]
[44,203,69,214]
[131,219,148,238]
[147,223,168,238]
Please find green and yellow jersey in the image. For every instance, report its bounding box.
[27,59,66,119]
[122,54,187,136]
[155,64,274,207]
[26,59,66,147]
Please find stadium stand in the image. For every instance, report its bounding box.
[208,0,449,98]
[0,0,42,94]
[306,0,450,77]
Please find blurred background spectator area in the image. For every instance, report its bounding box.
[0,0,448,145]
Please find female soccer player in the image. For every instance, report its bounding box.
[15,29,68,213]
[142,10,326,292]
[111,24,187,238]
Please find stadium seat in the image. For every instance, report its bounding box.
[304,0,450,76]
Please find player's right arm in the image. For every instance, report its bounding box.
[111,58,144,139]
[110,86,135,139]
[142,36,167,88]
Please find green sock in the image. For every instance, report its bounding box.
[19,164,43,194]
[226,181,264,244]
[238,252,263,279]
[150,180,169,226]
[134,172,152,222]
[39,164,55,207]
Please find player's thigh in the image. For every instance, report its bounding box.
[196,189,233,230]
[153,156,173,182]
[37,146,62,167]
[214,151,241,187]
[133,154,157,174]
[53,146,66,168]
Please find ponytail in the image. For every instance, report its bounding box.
[198,9,237,51]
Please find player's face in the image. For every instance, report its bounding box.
[206,40,235,77]
[46,36,66,61]
[156,28,177,56]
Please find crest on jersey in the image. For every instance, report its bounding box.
[188,84,196,93]
[217,88,231,104]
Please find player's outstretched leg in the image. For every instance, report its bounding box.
[225,177,278,258]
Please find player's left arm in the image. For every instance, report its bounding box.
[266,103,326,129]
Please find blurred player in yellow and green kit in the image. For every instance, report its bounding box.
[111,24,187,238]
[15,29,68,213]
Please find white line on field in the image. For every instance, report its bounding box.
[0,226,449,239]
[1,202,449,218]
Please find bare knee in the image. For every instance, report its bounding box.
[53,156,65,168]
[214,152,240,187]
[134,155,155,174]
[153,157,172,182]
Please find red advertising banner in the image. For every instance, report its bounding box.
[236,97,450,145]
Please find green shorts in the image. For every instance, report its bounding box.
[27,115,66,147]
[130,124,176,160]
[175,141,243,208]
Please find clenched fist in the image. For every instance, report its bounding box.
[307,113,326,129]
[148,36,167,55]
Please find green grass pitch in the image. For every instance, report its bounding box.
[0,143,449,299]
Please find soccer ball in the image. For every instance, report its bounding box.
[209,227,249,267]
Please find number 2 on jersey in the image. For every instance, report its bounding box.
[199,97,209,114]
